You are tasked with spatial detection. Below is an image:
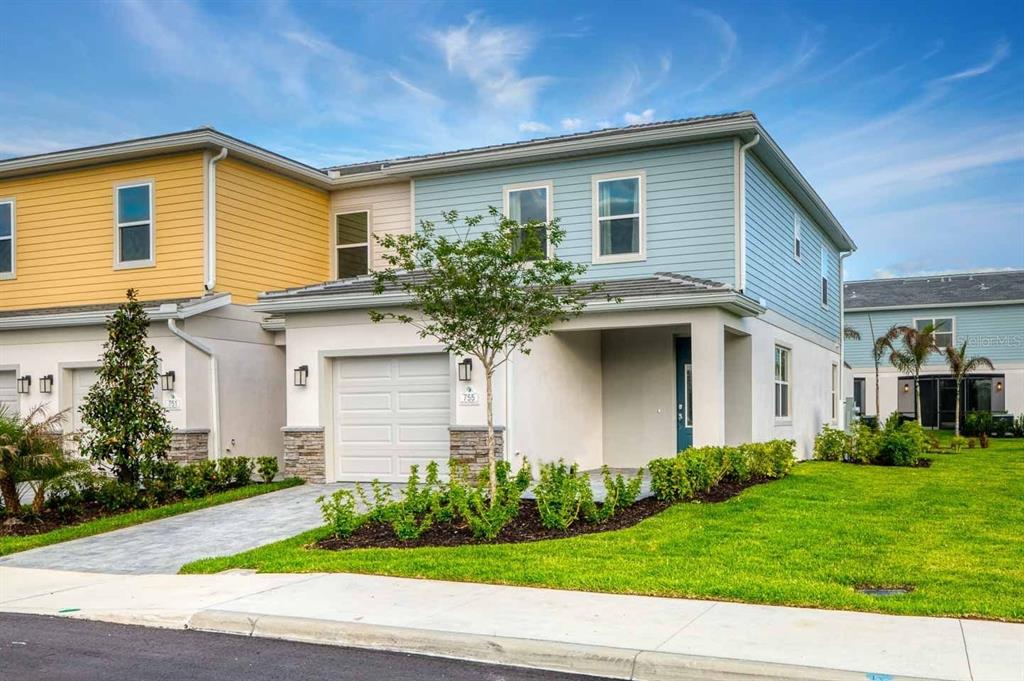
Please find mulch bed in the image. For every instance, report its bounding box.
[315,475,775,551]
[0,501,115,537]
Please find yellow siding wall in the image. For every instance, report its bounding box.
[216,158,330,302]
[0,153,206,311]
[329,181,411,273]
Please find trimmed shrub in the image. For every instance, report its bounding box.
[850,424,881,463]
[813,426,851,461]
[649,440,794,502]
[140,459,180,504]
[586,466,643,522]
[389,464,436,541]
[256,456,279,484]
[216,457,254,488]
[457,459,531,540]
[949,436,968,453]
[317,488,363,538]
[180,461,216,499]
[876,418,926,466]
[533,460,593,530]
[1013,414,1024,438]
[95,478,141,512]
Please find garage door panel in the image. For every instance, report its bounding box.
[334,353,450,482]
[397,424,449,443]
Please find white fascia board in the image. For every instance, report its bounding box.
[0,293,232,331]
[846,299,1024,313]
[253,290,764,318]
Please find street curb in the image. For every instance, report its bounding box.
[188,609,944,681]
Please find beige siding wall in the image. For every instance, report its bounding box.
[329,181,411,274]
[216,157,330,303]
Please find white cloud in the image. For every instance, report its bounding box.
[624,109,656,125]
[518,121,550,133]
[430,14,551,110]
[561,117,583,131]
[684,9,738,93]
[934,39,1011,83]
[740,27,823,97]
[596,120,613,129]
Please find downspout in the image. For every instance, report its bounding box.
[736,134,760,292]
[839,251,851,430]
[205,148,228,292]
[167,319,221,460]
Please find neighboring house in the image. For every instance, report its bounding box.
[0,130,333,461]
[844,271,1024,426]
[0,113,856,480]
[256,112,855,482]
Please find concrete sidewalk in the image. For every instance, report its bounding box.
[1,567,1021,681]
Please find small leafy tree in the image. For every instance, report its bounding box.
[80,289,172,484]
[888,324,938,424]
[944,341,994,436]
[371,208,605,503]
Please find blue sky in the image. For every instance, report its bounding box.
[2,0,1022,279]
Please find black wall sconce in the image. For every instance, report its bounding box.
[294,365,309,387]
[458,358,473,382]
[160,371,176,392]
[39,375,54,394]
[16,375,31,394]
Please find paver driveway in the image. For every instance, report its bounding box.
[0,484,337,575]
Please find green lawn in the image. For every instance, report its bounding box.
[182,437,1024,622]
[0,478,303,557]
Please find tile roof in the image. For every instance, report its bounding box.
[844,270,1024,310]
[0,297,197,319]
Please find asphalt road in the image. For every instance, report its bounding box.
[0,613,615,681]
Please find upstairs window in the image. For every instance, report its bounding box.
[594,173,643,262]
[335,211,370,279]
[914,317,954,348]
[774,345,791,419]
[793,214,802,261]
[820,246,829,307]
[115,182,154,267]
[505,183,550,261]
[0,199,13,278]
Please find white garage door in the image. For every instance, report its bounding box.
[333,354,450,482]
[0,371,17,415]
[71,368,99,433]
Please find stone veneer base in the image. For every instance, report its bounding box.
[282,427,326,483]
[449,426,505,479]
[167,429,210,464]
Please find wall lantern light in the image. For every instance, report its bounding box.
[458,358,473,382]
[39,375,54,394]
[902,383,910,394]
[294,365,309,387]
[996,380,1003,392]
[160,371,176,392]
[16,375,31,394]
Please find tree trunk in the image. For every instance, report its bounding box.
[954,378,961,437]
[874,362,881,420]
[483,362,497,506]
[0,474,21,516]
[914,373,923,425]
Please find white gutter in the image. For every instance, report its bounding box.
[846,299,1024,312]
[167,319,222,461]
[0,293,232,331]
[735,134,761,291]
[205,148,228,292]
[839,251,851,430]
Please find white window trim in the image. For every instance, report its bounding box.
[592,170,646,264]
[0,198,15,280]
[819,245,829,309]
[333,209,372,280]
[774,344,792,422]
[912,316,956,349]
[503,180,554,259]
[113,180,155,269]
[793,213,802,262]
[683,363,693,428]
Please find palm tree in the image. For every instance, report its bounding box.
[0,405,68,517]
[869,316,899,419]
[944,341,994,436]
[889,324,939,424]
[844,326,861,341]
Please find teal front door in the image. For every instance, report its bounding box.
[675,337,693,451]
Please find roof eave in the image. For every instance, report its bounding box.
[0,293,232,331]
[845,298,1024,313]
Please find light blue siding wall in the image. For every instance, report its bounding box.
[745,154,841,341]
[413,140,737,284]
[845,304,1024,368]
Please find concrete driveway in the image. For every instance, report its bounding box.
[0,484,336,575]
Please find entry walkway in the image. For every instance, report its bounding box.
[0,567,1020,680]
[0,484,336,574]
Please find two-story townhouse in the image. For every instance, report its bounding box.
[254,112,856,482]
[0,129,334,461]
[844,271,1024,426]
